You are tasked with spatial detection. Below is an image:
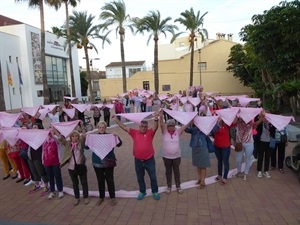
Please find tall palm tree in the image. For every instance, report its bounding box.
[133,10,178,94]
[15,0,50,104]
[48,0,80,98]
[68,11,111,102]
[174,8,208,87]
[100,0,134,93]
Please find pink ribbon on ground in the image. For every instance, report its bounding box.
[71,104,89,113]
[21,106,40,117]
[163,109,197,125]
[187,97,200,107]
[1,127,20,146]
[0,112,22,127]
[64,96,77,101]
[238,97,260,107]
[38,108,50,120]
[42,105,57,111]
[118,112,154,124]
[85,134,120,160]
[52,120,80,137]
[265,113,295,131]
[215,107,239,126]
[17,129,50,150]
[193,116,219,135]
[238,107,262,124]
[62,108,75,119]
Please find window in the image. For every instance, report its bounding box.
[198,62,207,71]
[143,81,149,90]
[162,85,171,91]
[128,68,141,76]
[93,81,99,90]
[9,56,11,63]
[37,90,43,97]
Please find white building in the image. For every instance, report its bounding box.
[0,15,81,110]
[105,61,146,79]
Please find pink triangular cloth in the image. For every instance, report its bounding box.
[238,107,262,124]
[265,113,295,131]
[157,94,168,101]
[64,96,77,101]
[93,104,103,109]
[62,108,75,119]
[214,96,227,101]
[238,97,260,107]
[204,92,216,97]
[17,129,50,150]
[21,106,40,117]
[193,116,219,135]
[118,112,154,124]
[188,97,200,107]
[1,127,20,146]
[179,97,188,104]
[71,104,89,113]
[85,134,120,160]
[104,104,114,109]
[163,109,197,125]
[0,112,22,127]
[215,108,239,126]
[118,93,127,97]
[86,104,92,111]
[38,108,50,120]
[166,97,175,102]
[42,105,57,111]
[52,120,80,137]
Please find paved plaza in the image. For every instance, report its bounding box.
[0,117,300,225]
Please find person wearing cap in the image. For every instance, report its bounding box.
[112,113,160,201]
[159,112,190,194]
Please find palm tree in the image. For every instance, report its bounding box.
[69,11,111,102]
[15,0,50,104]
[100,0,134,93]
[48,0,80,98]
[133,10,178,94]
[174,8,208,87]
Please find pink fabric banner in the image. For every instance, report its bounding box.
[62,108,75,119]
[71,104,89,113]
[215,107,239,125]
[193,116,219,135]
[163,109,197,125]
[179,97,188,104]
[42,105,57,111]
[52,120,80,137]
[157,94,168,101]
[38,108,50,120]
[1,127,20,146]
[238,107,262,124]
[187,97,200,107]
[85,134,120,160]
[265,113,295,131]
[21,106,40,117]
[0,112,22,127]
[167,96,175,102]
[118,112,154,124]
[17,129,50,150]
[238,97,260,107]
[64,96,77,101]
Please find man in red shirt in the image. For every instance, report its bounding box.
[112,114,160,200]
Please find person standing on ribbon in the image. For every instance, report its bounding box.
[59,121,89,206]
[159,110,190,194]
[112,113,161,201]
[92,121,123,206]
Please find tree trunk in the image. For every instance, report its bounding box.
[189,37,195,87]
[0,61,6,111]
[154,38,159,94]
[65,1,76,97]
[40,0,50,104]
[120,31,126,93]
[84,46,92,102]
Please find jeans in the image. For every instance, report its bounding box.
[257,141,271,172]
[235,142,254,175]
[28,159,48,183]
[125,107,131,113]
[214,146,230,179]
[44,165,63,192]
[271,142,286,169]
[146,106,152,112]
[68,167,89,199]
[94,167,115,199]
[135,156,158,194]
[163,157,181,188]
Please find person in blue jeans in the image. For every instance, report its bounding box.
[112,114,160,200]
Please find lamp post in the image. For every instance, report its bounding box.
[198,49,202,86]
[83,57,100,101]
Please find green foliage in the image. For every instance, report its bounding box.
[80,71,88,96]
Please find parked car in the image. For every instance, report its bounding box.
[95,96,101,101]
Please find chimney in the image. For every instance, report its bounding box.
[227,33,233,41]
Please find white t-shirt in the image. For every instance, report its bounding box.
[162,128,181,159]
[48,112,60,124]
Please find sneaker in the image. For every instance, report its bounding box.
[58,192,64,198]
[165,187,171,195]
[73,199,80,206]
[24,179,34,187]
[251,155,257,163]
[96,198,104,206]
[234,172,243,178]
[47,192,55,200]
[257,171,262,178]
[153,192,160,200]
[41,187,50,196]
[243,174,248,181]
[29,185,41,194]
[263,171,271,179]
[84,198,89,205]
[177,188,183,194]
[137,192,146,200]
[110,198,117,206]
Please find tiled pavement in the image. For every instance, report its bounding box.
[0,120,300,225]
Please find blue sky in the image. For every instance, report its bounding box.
[0,0,286,70]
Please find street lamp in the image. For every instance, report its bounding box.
[83,57,100,101]
[198,49,202,85]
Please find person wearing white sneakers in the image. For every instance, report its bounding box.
[256,115,272,179]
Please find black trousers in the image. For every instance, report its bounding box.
[257,141,271,172]
[94,167,115,199]
[104,114,110,127]
[68,167,89,199]
[271,142,286,169]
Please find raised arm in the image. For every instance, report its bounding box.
[152,112,159,133]
[112,115,130,133]
[159,110,165,133]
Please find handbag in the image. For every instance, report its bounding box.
[234,142,243,152]
[104,158,117,168]
[269,137,276,149]
[206,136,215,153]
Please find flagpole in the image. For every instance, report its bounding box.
[6,61,12,110]
[8,82,12,110]
[18,63,24,108]
[19,86,23,108]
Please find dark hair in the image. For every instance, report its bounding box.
[33,122,44,129]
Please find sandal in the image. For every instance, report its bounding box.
[279,169,284,173]
[195,180,201,185]
[197,183,205,189]
[220,179,227,185]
